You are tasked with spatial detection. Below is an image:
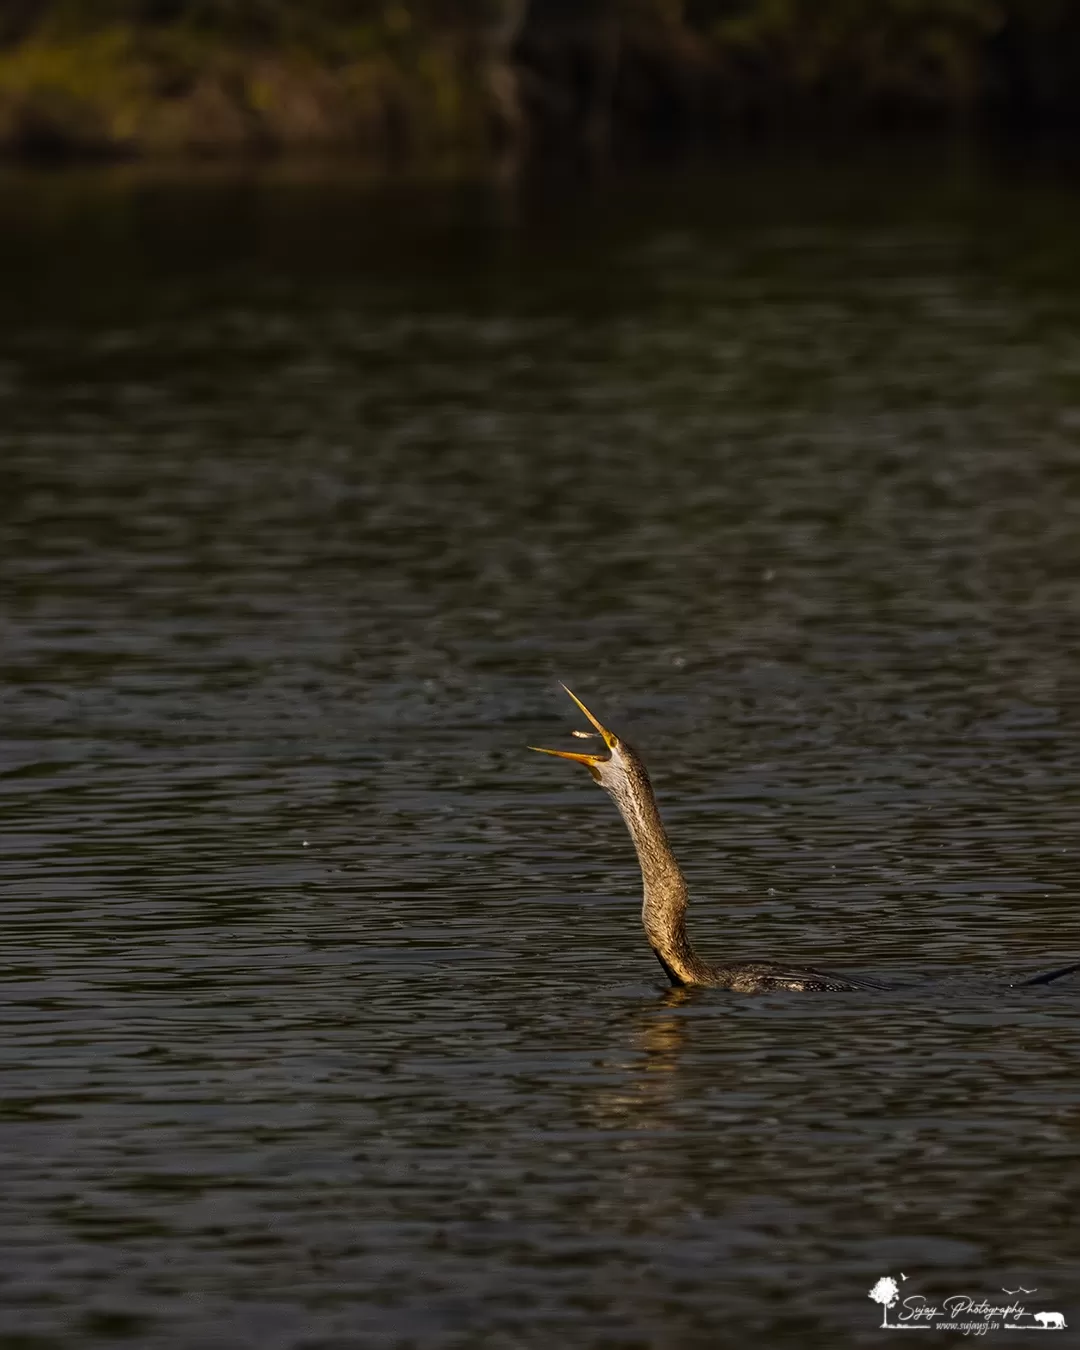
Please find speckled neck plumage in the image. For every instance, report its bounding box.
[604,749,716,986]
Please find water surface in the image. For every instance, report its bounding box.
[2,155,1080,1347]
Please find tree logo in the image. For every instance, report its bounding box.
[869,1276,901,1328]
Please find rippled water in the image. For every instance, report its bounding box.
[2,156,1080,1348]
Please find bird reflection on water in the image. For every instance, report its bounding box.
[583,993,693,1144]
[532,687,1080,994]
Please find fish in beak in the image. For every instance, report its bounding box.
[529,685,619,766]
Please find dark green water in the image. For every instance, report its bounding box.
[2,153,1080,1348]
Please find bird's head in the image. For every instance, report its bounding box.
[529,685,648,802]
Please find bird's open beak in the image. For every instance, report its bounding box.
[528,685,617,764]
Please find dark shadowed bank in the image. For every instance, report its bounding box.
[2,1,1080,159]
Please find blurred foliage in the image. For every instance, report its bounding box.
[1,1,1080,155]
[0,1,509,47]
[517,0,1080,141]
[704,0,1000,105]
[0,2,516,155]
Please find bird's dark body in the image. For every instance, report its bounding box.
[651,949,881,992]
[702,963,877,994]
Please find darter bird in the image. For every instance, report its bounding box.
[531,686,1080,993]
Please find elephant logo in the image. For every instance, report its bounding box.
[1033,1312,1066,1330]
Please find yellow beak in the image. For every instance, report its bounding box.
[528,684,617,763]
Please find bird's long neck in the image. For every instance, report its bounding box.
[610,770,715,986]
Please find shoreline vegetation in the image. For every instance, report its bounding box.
[1,2,1080,161]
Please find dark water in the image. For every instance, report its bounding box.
[2,154,1080,1348]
